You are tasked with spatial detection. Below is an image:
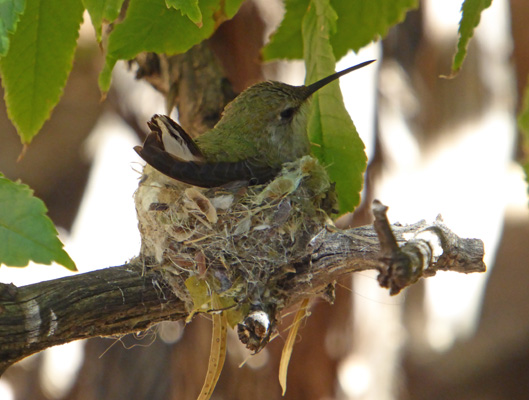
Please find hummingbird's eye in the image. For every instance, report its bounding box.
[279,107,296,120]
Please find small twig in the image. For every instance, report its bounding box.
[372,200,486,295]
[372,200,401,254]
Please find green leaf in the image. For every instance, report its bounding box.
[0,174,76,270]
[83,0,125,42]
[164,0,243,23]
[264,0,417,62]
[450,0,492,76]
[185,275,210,311]
[331,0,418,60]
[99,0,223,92]
[0,0,26,56]
[165,0,203,26]
[224,0,244,19]
[518,79,529,201]
[262,0,308,61]
[303,0,367,214]
[0,0,84,144]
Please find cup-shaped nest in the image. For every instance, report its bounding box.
[134,155,336,346]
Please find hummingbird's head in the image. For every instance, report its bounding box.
[216,80,314,163]
[220,80,310,122]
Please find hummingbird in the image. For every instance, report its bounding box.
[134,60,375,188]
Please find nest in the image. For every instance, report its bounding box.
[134,155,335,349]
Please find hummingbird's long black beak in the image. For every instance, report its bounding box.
[304,60,376,98]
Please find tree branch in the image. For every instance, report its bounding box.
[0,205,485,375]
[0,264,185,375]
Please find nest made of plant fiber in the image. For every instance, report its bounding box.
[134,155,335,325]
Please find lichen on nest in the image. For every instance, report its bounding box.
[134,155,335,346]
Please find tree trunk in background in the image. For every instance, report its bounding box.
[389,1,529,399]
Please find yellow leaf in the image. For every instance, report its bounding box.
[197,293,228,400]
[184,276,210,322]
[279,298,310,395]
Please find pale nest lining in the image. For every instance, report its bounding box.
[134,155,335,317]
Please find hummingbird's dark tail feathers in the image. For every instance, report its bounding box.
[148,114,205,162]
[135,116,280,187]
[162,159,280,188]
[135,138,278,187]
